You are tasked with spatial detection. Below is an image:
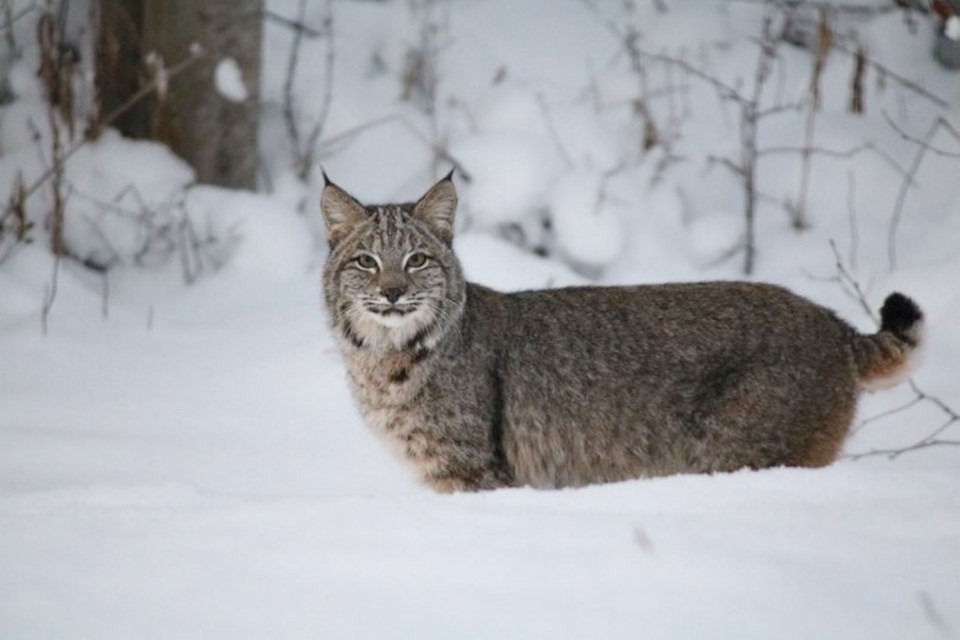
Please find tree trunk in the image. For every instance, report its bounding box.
[96,0,262,190]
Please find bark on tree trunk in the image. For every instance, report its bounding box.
[96,0,262,190]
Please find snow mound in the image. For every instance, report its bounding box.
[455,232,584,291]
[183,187,311,279]
[61,130,195,269]
[453,134,554,226]
[688,211,744,266]
[550,172,625,269]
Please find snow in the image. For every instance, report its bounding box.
[948,17,960,42]
[1,262,957,639]
[181,186,312,279]
[1,0,960,637]
[453,132,555,226]
[549,171,625,268]
[214,57,249,103]
[62,131,196,269]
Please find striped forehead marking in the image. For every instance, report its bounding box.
[368,205,414,247]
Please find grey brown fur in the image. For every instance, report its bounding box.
[320,174,924,493]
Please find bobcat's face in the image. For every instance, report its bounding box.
[331,205,453,333]
[321,174,465,348]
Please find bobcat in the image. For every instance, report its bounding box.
[320,172,923,493]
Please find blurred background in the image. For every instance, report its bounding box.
[1,0,958,288]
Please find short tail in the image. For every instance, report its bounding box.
[854,293,924,389]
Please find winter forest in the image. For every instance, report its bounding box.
[1,0,959,637]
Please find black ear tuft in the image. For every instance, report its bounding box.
[321,168,332,186]
[443,168,456,182]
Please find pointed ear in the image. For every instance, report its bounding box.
[412,171,457,244]
[320,178,367,247]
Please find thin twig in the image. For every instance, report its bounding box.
[536,92,575,169]
[882,110,960,159]
[910,379,960,423]
[719,0,912,16]
[300,0,335,180]
[758,140,913,182]
[793,7,830,230]
[0,0,35,34]
[845,170,859,271]
[579,0,744,101]
[887,116,950,270]
[282,0,307,163]
[850,395,923,435]
[41,253,59,336]
[282,0,336,181]
[849,440,960,460]
[722,0,950,111]
[317,114,400,154]
[832,40,949,110]
[398,118,474,183]
[828,239,876,322]
[264,9,322,37]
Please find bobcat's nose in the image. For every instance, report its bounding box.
[382,287,405,304]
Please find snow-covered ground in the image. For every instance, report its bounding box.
[1,0,959,637]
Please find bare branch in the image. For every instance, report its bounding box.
[850,441,960,460]
[0,0,36,35]
[849,395,924,435]
[831,39,950,110]
[887,116,958,270]
[317,114,399,154]
[398,118,474,183]
[282,0,307,165]
[1,47,201,229]
[282,0,336,181]
[918,591,953,638]
[757,140,913,182]
[845,170,859,271]
[792,8,830,230]
[300,0,335,179]
[706,154,744,177]
[40,253,60,336]
[536,92,575,169]
[828,239,876,322]
[264,9,322,38]
[579,0,744,101]
[719,0,917,16]
[755,101,803,119]
[882,111,960,159]
[909,379,960,424]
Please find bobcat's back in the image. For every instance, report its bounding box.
[477,282,859,487]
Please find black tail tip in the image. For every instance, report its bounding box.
[880,292,923,342]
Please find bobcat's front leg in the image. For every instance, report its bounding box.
[405,402,513,493]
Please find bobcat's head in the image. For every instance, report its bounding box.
[320,173,466,350]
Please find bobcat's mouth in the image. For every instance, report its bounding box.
[364,303,424,329]
[375,307,414,317]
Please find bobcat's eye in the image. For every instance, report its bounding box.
[355,253,379,271]
[405,252,428,270]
